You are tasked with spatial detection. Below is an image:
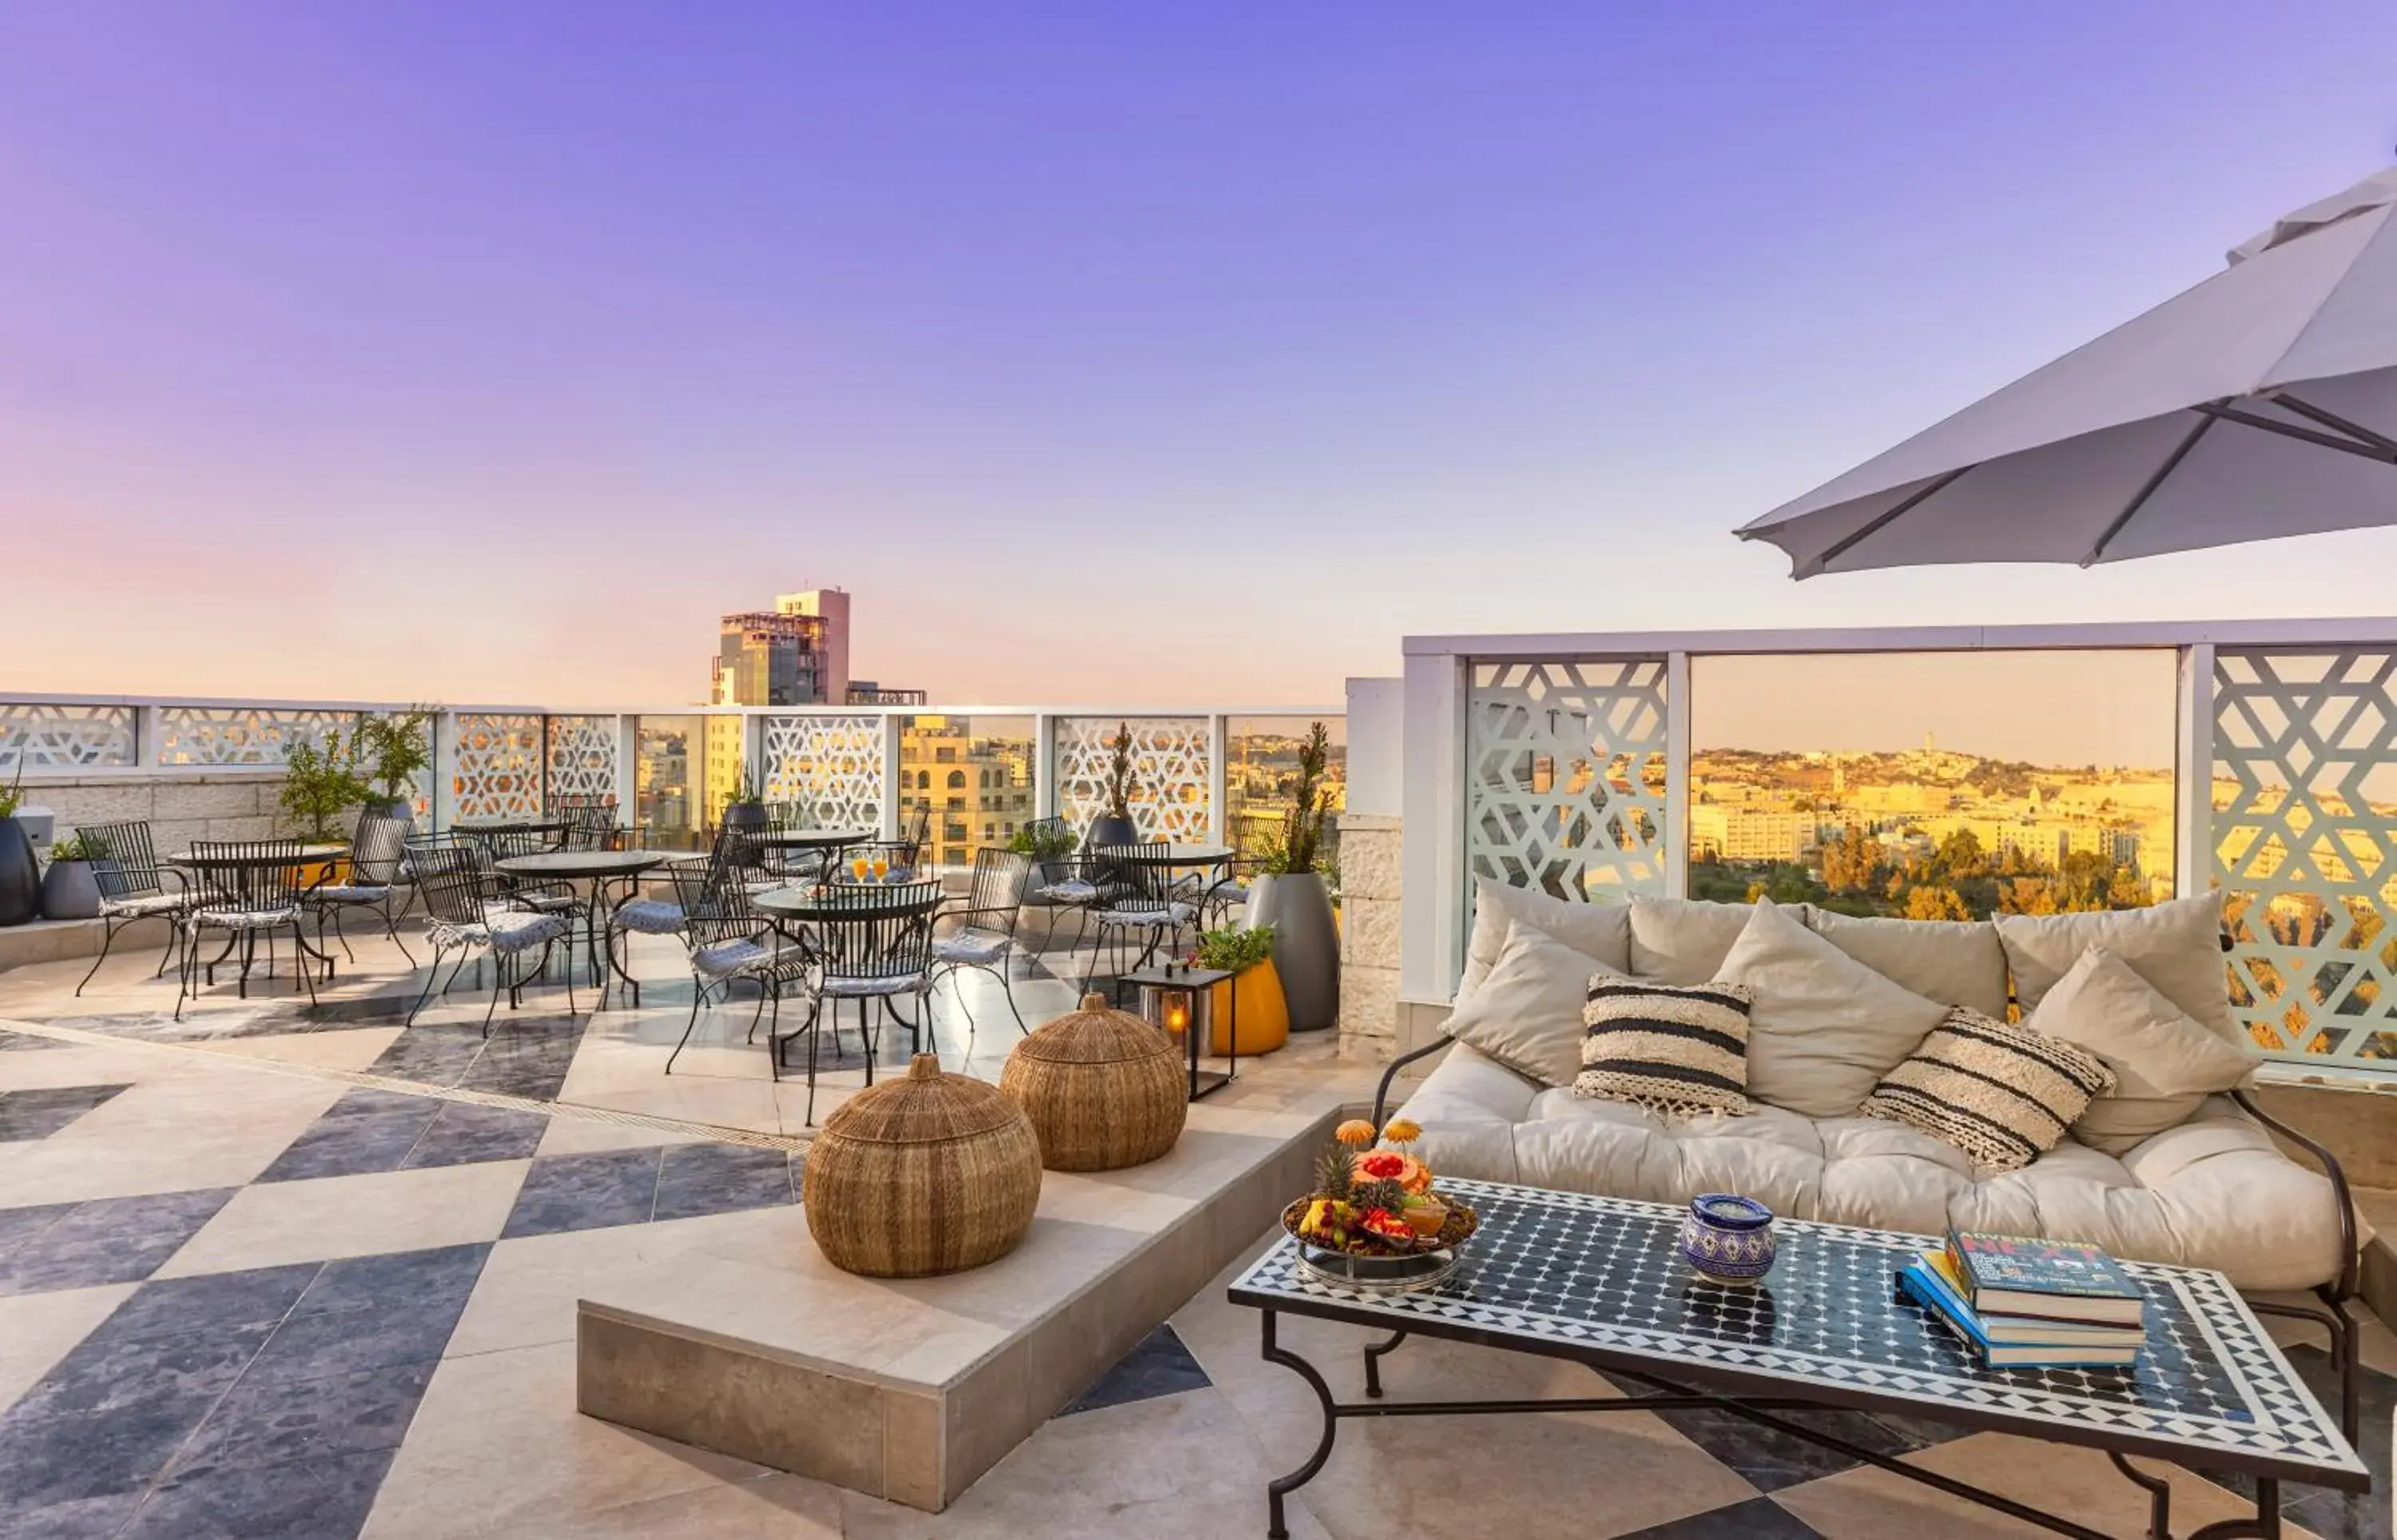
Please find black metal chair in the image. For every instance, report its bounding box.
[665,830,811,1074]
[176,839,325,1020]
[928,848,1032,1034]
[304,811,416,966]
[459,824,586,922]
[74,820,193,996]
[898,802,932,867]
[553,796,622,851]
[403,832,574,1032]
[773,879,941,1125]
[1091,842,1196,981]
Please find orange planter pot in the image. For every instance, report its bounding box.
[1203,959,1289,1057]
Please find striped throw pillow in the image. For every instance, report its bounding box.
[1861,1007,2117,1172]
[1575,978,1755,1118]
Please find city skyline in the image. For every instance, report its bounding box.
[6,6,2397,705]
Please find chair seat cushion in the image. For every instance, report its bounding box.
[933,930,1012,965]
[431,910,568,955]
[821,970,930,998]
[190,907,299,931]
[1097,903,1195,927]
[308,884,391,904]
[693,938,773,980]
[102,893,185,918]
[610,899,686,935]
[1038,879,1099,903]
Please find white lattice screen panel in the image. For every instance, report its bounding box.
[1057,718,1212,845]
[545,716,619,808]
[453,713,543,820]
[761,716,884,830]
[0,705,138,768]
[1466,659,1672,920]
[2214,649,2397,1066]
[159,707,356,766]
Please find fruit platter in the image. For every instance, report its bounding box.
[1282,1117,1479,1292]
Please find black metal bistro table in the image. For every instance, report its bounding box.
[1230,1179,2368,1540]
[455,816,570,844]
[1117,963,1239,1100]
[749,827,880,882]
[169,844,349,992]
[494,849,662,996]
[752,879,940,1075]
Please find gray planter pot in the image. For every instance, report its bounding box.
[41,859,101,921]
[1246,871,1339,1032]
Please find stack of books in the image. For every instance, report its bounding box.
[1897,1229,2147,1369]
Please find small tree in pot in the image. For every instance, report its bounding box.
[280,731,370,846]
[1187,922,1290,1056]
[1087,722,1140,851]
[356,705,435,820]
[1243,722,1341,1031]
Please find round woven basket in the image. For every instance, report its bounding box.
[802,1053,1043,1277]
[1000,993,1187,1172]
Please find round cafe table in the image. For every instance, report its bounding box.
[747,826,878,882]
[495,849,664,998]
[752,880,943,1094]
[169,844,351,991]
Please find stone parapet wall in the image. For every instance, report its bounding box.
[1336,812,1401,1060]
[16,771,296,854]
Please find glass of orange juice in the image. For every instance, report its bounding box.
[871,855,889,882]
[850,855,869,883]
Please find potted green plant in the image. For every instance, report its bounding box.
[355,705,435,820]
[1087,721,1140,851]
[1243,721,1340,1031]
[40,828,101,921]
[279,731,370,882]
[1187,923,1289,1055]
[0,764,38,926]
[721,760,770,835]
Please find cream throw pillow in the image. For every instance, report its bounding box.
[1443,919,1627,1088]
[1805,909,2009,1018]
[1997,892,2233,1042]
[1627,896,1769,985]
[1459,879,1632,998]
[1715,899,1950,1119]
[2025,945,2256,1155]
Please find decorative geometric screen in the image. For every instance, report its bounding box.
[159,706,356,766]
[2213,649,2397,1066]
[1466,659,1672,922]
[1057,717,1212,845]
[544,716,619,808]
[453,713,543,820]
[761,715,884,831]
[0,704,138,769]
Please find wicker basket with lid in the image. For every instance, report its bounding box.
[1000,992,1187,1172]
[802,1053,1042,1277]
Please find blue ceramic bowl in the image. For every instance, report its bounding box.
[1679,1193,1776,1285]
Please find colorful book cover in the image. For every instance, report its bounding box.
[1898,1262,2139,1370]
[1946,1230,2145,1311]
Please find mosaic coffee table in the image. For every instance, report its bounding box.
[1228,1178,2367,1539]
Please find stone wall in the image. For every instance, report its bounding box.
[17,772,297,853]
[1335,812,1401,1059]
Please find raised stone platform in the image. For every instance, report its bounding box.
[574,1096,1343,1511]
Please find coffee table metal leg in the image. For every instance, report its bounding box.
[2108,1451,2171,1538]
[2188,1478,2280,1539]
[1260,1310,1337,1539]
[1361,1330,1408,1399]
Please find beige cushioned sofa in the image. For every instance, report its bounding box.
[1391,883,2355,1296]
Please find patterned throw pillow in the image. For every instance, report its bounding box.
[1861,1007,2117,1172]
[1574,978,1755,1118]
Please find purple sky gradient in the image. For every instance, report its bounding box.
[4,3,2395,708]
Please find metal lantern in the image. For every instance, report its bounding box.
[1137,978,1210,1050]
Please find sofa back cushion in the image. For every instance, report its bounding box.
[1715,899,1950,1119]
[1627,896,1771,985]
[1804,909,2009,1018]
[1996,892,2232,1042]
[1860,1007,2116,1172]
[2026,945,2256,1155]
[1461,878,1632,997]
[1576,977,1754,1118]
[1444,919,1623,1088]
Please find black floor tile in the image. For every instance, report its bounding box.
[0,1488,145,1538]
[363,1025,487,1088]
[90,1264,323,1344]
[256,1093,443,1184]
[0,1201,79,1249]
[291,1244,490,1319]
[1616,1496,1826,1538]
[502,1149,663,1238]
[245,1301,462,1384]
[12,1325,274,1421]
[651,1143,795,1222]
[0,1085,130,1141]
[0,1029,70,1052]
[296,993,421,1026]
[0,1189,238,1297]
[399,1101,548,1169]
[1596,1387,1956,1492]
[167,1361,435,1481]
[1062,1324,1212,1415]
[0,1395,223,1512]
[123,1447,396,1540]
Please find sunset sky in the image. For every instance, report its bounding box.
[5,3,2395,710]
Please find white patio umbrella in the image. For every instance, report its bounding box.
[1739,166,2397,577]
